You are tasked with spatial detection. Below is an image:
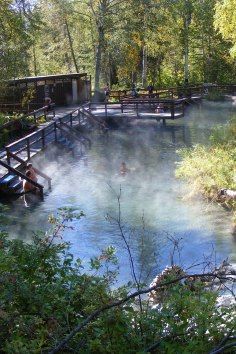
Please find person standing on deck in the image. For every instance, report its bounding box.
[104,83,110,101]
[147,84,154,98]
[45,97,52,111]
[156,103,164,113]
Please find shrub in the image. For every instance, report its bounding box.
[0,208,234,353]
[176,118,236,228]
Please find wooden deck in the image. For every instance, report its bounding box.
[89,97,188,123]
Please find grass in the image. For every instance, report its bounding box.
[176,117,236,223]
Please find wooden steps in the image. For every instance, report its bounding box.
[0,173,23,195]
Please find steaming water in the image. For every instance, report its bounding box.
[3,100,236,283]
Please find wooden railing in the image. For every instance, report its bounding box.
[79,104,109,130]
[1,107,93,196]
[4,107,90,169]
[0,104,55,138]
[29,104,56,124]
[0,102,54,113]
[92,84,236,103]
[89,98,185,119]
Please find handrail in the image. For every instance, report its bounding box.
[0,104,55,134]
[59,121,91,147]
[6,121,55,148]
[0,159,44,198]
[80,106,108,130]
[56,123,91,148]
[89,98,188,105]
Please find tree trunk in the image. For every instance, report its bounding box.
[184,18,189,84]
[142,45,147,88]
[33,45,37,76]
[94,26,104,90]
[64,18,79,73]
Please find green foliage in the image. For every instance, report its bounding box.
[21,88,36,108]
[0,112,35,148]
[176,118,236,218]
[1,0,235,88]
[205,89,225,101]
[214,0,236,57]
[0,0,33,80]
[0,208,234,353]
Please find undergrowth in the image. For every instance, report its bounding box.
[176,117,236,222]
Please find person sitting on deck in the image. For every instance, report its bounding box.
[45,97,52,111]
[26,163,38,183]
[23,170,38,193]
[155,103,164,113]
[120,162,129,175]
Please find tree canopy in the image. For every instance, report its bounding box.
[0,0,236,87]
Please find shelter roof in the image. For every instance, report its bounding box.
[8,73,87,84]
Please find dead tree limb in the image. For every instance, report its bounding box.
[49,272,234,354]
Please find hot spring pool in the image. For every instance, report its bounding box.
[3,101,236,283]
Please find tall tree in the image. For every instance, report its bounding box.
[214,0,236,57]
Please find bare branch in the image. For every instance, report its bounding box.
[49,272,234,354]
[210,342,236,354]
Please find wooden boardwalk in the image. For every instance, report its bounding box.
[0,104,99,196]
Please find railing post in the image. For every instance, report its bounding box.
[70,113,73,127]
[6,147,11,165]
[39,187,44,200]
[54,122,57,142]
[171,102,175,119]
[26,138,30,160]
[182,101,185,116]
[59,118,62,137]
[42,129,45,148]
[121,101,123,113]
[105,102,107,118]
[33,111,37,125]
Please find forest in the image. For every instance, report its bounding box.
[1,0,236,89]
[0,1,236,353]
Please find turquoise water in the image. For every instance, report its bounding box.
[3,100,236,283]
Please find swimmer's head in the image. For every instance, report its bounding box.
[26,163,33,169]
[26,170,31,177]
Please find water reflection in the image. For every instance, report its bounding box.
[2,101,236,283]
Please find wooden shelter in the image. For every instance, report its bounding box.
[1,73,91,109]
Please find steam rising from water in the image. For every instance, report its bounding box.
[4,101,236,283]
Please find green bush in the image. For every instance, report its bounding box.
[205,89,225,101]
[0,208,234,353]
[176,118,236,222]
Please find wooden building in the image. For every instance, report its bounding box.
[1,73,91,109]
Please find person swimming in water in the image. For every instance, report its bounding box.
[120,162,129,175]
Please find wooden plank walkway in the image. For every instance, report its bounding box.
[0,105,92,181]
